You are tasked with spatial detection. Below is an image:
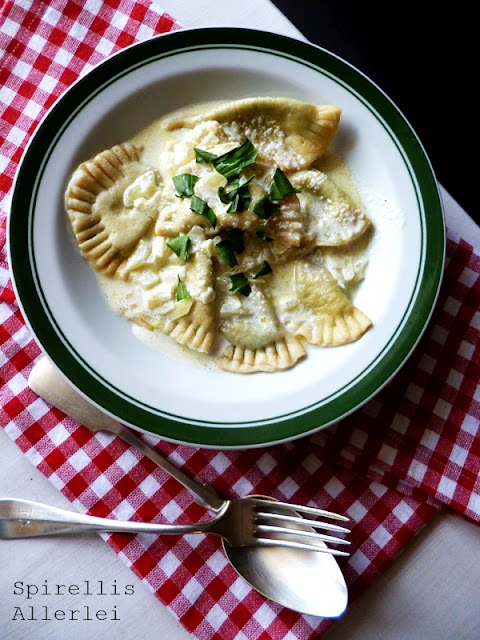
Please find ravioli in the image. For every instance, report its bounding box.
[65,143,155,277]
[163,97,342,171]
[268,193,306,257]
[291,262,372,346]
[219,335,306,373]
[291,169,371,246]
[65,97,373,372]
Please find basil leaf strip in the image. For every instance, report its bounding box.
[215,240,238,268]
[218,175,254,212]
[226,228,245,253]
[194,148,217,164]
[256,227,273,242]
[172,174,199,199]
[253,193,281,220]
[227,193,240,213]
[230,273,251,296]
[176,277,191,301]
[269,168,300,201]
[253,261,272,279]
[190,195,217,228]
[211,139,258,182]
[166,235,190,260]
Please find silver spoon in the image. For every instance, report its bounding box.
[28,357,349,617]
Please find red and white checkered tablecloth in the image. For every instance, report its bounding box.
[312,234,480,522]
[1,2,479,639]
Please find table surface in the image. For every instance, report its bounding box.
[1,2,480,639]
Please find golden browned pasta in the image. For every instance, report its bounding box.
[65,98,372,371]
[289,262,372,346]
[163,97,341,171]
[65,143,156,277]
[218,334,306,373]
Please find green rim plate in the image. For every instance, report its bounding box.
[8,28,445,447]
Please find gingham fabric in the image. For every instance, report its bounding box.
[312,233,480,523]
[0,2,479,639]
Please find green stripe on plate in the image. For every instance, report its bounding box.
[8,28,444,447]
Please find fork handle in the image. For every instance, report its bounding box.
[0,499,214,539]
[28,358,225,512]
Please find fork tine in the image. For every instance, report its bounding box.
[256,510,350,534]
[256,524,350,546]
[253,537,350,556]
[253,498,349,522]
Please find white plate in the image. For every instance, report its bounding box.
[8,28,445,447]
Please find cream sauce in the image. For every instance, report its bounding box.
[88,100,383,370]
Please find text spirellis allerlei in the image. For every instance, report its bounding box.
[11,579,135,621]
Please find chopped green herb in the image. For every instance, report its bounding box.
[253,193,281,220]
[253,261,272,279]
[269,168,300,201]
[218,186,235,206]
[215,240,238,267]
[226,228,245,253]
[166,235,190,260]
[211,139,258,182]
[176,277,191,301]
[228,194,241,213]
[172,174,199,199]
[255,227,273,242]
[194,148,217,164]
[230,273,251,296]
[218,175,254,212]
[190,195,217,228]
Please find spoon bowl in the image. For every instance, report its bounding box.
[224,496,348,616]
[224,543,347,616]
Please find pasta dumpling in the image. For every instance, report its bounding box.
[120,228,216,353]
[65,144,157,277]
[290,262,372,346]
[65,97,373,372]
[163,97,341,171]
[291,169,370,246]
[218,335,306,373]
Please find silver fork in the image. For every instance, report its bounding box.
[26,358,350,556]
[0,497,350,555]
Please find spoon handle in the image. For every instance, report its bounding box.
[28,358,225,512]
[0,498,214,538]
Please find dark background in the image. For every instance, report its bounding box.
[270,2,477,224]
